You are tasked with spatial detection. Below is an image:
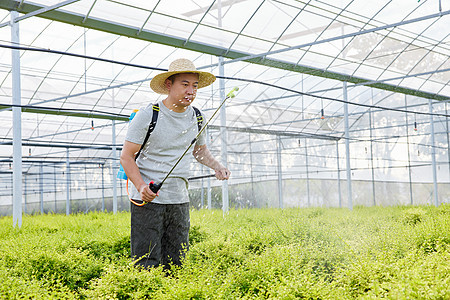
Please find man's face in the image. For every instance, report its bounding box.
[166,73,199,108]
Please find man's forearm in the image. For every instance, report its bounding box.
[193,144,230,180]
[120,156,146,190]
[193,145,224,170]
[120,153,158,201]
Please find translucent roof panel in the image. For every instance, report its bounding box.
[1,0,448,93]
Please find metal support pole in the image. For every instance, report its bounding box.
[343,82,353,210]
[112,119,118,213]
[249,133,255,207]
[305,138,310,207]
[10,174,13,209]
[369,91,376,206]
[218,0,229,214]
[428,100,439,206]
[200,165,204,208]
[405,95,414,205]
[206,130,212,209]
[53,164,57,212]
[336,141,342,208]
[11,10,23,227]
[219,56,229,214]
[24,173,27,214]
[84,166,88,213]
[446,102,450,195]
[207,177,212,209]
[201,178,205,209]
[119,174,123,211]
[276,136,283,209]
[66,148,71,215]
[39,163,44,214]
[101,164,105,212]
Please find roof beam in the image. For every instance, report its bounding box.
[0,0,448,101]
[0,104,129,121]
[0,0,79,28]
[1,140,123,150]
[207,125,340,141]
[0,159,105,164]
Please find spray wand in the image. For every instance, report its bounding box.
[148,87,239,194]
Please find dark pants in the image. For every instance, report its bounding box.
[130,202,190,269]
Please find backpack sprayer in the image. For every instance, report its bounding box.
[117,109,139,180]
[118,87,239,205]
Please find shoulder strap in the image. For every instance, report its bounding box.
[134,104,201,161]
[192,106,203,132]
[135,103,159,161]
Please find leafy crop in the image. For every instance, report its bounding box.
[0,205,448,299]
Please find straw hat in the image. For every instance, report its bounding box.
[150,58,216,94]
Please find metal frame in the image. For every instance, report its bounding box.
[0,0,448,101]
[0,0,448,222]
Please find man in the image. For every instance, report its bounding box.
[120,58,230,269]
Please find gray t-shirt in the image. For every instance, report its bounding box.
[125,100,206,204]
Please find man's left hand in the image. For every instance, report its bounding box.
[215,167,230,180]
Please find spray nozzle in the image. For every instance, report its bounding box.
[226,87,239,98]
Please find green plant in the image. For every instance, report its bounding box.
[401,207,427,225]
[0,206,448,299]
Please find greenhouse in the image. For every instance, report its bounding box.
[0,0,449,226]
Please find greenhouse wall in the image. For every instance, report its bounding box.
[1,178,448,216]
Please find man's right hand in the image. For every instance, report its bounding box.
[139,184,158,202]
